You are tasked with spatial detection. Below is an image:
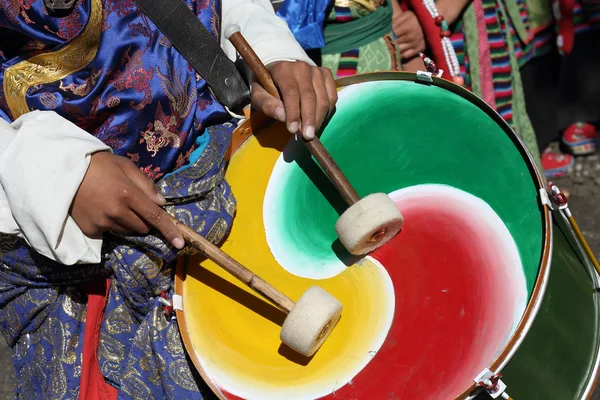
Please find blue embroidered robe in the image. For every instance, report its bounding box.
[0,0,236,397]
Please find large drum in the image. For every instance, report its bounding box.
[174,72,600,399]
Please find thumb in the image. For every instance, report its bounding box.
[250,82,286,123]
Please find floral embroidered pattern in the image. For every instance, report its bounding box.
[59,69,103,96]
[44,6,85,40]
[107,0,136,17]
[96,115,128,150]
[175,145,196,170]
[108,47,154,110]
[140,164,164,180]
[111,48,154,93]
[0,0,35,25]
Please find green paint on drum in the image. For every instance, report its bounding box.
[270,80,542,293]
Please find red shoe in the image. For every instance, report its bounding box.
[562,122,598,155]
[541,149,574,178]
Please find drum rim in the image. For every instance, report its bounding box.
[175,71,553,400]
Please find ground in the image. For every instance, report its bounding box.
[0,155,598,399]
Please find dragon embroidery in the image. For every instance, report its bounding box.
[140,103,184,157]
[139,61,196,156]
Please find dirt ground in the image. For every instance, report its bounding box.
[0,154,598,399]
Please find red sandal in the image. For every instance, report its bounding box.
[541,148,574,178]
[562,122,598,156]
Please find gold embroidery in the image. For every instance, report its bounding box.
[4,0,103,118]
[156,62,195,120]
[334,0,379,11]
[166,324,183,357]
[62,287,86,323]
[169,359,200,392]
[59,69,103,96]
[120,373,154,399]
[105,304,135,336]
[140,352,165,386]
[98,331,126,364]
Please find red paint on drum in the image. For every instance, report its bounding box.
[323,197,519,400]
[221,389,244,400]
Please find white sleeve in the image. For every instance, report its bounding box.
[0,111,111,265]
[220,0,315,66]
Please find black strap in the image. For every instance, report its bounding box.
[270,0,284,12]
[133,0,251,113]
[43,0,76,14]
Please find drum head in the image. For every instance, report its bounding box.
[176,73,550,400]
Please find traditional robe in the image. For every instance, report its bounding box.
[0,0,310,398]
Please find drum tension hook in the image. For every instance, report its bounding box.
[547,181,600,275]
[474,368,512,399]
[159,291,175,319]
[547,181,569,213]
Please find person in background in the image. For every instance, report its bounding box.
[522,0,600,178]
[276,0,426,77]
[403,0,543,165]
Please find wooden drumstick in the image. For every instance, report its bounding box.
[225,25,361,207]
[168,215,295,313]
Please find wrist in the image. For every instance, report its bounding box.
[435,0,458,25]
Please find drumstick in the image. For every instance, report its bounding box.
[168,214,343,357]
[224,25,404,258]
[225,25,361,207]
[168,214,295,313]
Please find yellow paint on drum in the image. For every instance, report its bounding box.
[180,123,394,398]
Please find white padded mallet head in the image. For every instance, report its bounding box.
[335,193,404,255]
[280,286,343,357]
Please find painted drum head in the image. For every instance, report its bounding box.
[176,74,549,400]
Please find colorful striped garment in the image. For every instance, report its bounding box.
[321,0,402,77]
[572,0,600,34]
[418,0,540,163]
[551,0,600,54]
[450,0,535,125]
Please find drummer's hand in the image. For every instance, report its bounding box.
[70,151,185,249]
[250,61,338,140]
[393,9,426,60]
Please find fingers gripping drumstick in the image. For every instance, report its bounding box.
[225,25,405,256]
[168,215,342,357]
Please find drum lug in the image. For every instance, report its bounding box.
[173,294,183,311]
[416,70,434,84]
[474,368,511,399]
[539,188,554,210]
[158,292,183,319]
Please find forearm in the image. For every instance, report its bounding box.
[435,0,472,25]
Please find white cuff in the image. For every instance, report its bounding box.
[221,0,315,66]
[0,111,111,265]
[251,34,316,67]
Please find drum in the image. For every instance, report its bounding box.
[174,72,600,399]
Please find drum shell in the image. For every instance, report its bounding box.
[176,72,600,400]
[498,211,600,400]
